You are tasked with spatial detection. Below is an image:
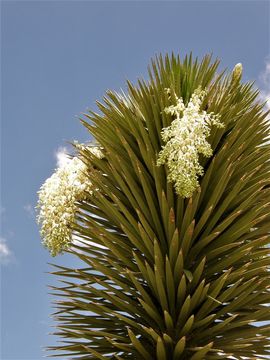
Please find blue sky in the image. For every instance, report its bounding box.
[1,1,269,359]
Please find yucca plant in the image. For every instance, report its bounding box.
[37,53,270,359]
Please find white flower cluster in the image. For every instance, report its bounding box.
[37,147,103,256]
[157,88,223,198]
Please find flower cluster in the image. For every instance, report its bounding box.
[37,146,103,256]
[157,88,223,198]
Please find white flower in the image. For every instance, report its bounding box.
[37,146,103,256]
[157,88,223,198]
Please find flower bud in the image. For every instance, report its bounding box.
[232,63,243,83]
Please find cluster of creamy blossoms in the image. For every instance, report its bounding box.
[37,146,103,256]
[157,88,224,198]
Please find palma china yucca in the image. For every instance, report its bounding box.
[37,54,270,359]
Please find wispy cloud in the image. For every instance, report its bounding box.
[55,146,71,168]
[23,203,35,218]
[0,237,12,265]
[258,58,270,110]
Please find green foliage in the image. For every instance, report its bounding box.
[48,54,270,359]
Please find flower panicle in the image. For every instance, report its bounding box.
[37,145,103,256]
[157,88,223,198]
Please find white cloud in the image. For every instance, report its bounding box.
[23,203,34,217]
[258,58,270,110]
[0,237,12,264]
[55,146,71,168]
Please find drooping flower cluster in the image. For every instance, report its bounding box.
[157,88,223,198]
[37,146,103,256]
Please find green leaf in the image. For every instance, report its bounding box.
[156,336,167,360]
[173,336,186,360]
